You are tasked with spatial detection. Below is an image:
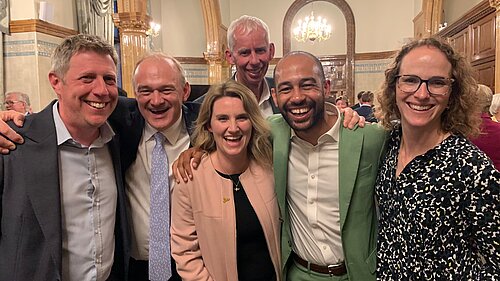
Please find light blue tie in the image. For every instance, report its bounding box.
[149,132,172,281]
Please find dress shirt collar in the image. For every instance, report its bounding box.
[290,102,340,145]
[234,74,271,105]
[143,110,185,144]
[52,101,115,147]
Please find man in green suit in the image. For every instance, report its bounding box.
[270,51,387,281]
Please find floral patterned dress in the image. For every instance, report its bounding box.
[376,127,500,280]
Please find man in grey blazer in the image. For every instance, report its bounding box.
[0,34,129,281]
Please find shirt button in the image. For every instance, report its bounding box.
[323,246,327,250]
[311,174,315,179]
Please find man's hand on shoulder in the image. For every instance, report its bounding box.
[172,147,206,183]
[342,107,365,129]
[0,110,25,154]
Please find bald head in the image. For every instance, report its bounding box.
[273,51,325,87]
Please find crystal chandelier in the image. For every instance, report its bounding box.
[293,11,332,43]
[146,21,161,37]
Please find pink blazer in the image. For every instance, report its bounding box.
[171,156,281,281]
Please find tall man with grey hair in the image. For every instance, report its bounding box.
[4,91,32,114]
[0,34,129,281]
[197,15,280,117]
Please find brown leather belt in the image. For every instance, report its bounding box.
[292,252,347,276]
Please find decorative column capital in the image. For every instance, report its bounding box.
[490,0,500,10]
[112,12,151,34]
[203,40,225,64]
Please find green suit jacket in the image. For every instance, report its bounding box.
[269,114,387,281]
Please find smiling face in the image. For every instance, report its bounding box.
[49,51,118,134]
[209,96,252,163]
[226,25,275,89]
[272,54,331,141]
[396,46,452,133]
[134,57,190,131]
[335,99,348,109]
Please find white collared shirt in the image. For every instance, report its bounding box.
[235,75,274,118]
[287,103,344,265]
[53,102,117,281]
[126,113,190,260]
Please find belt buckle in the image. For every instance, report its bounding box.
[327,262,343,277]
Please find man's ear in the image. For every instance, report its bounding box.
[323,79,331,97]
[268,43,275,60]
[271,87,278,108]
[225,48,234,65]
[48,72,62,97]
[182,82,191,102]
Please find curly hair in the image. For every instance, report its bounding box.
[193,80,273,168]
[375,37,481,137]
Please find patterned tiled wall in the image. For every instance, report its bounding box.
[354,59,392,94]
[182,64,209,85]
[181,58,392,96]
[3,32,61,112]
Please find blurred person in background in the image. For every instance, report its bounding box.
[4,91,32,115]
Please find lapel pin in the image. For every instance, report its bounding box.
[223,197,230,203]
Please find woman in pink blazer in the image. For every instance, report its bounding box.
[171,80,281,281]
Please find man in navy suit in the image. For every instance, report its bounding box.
[109,53,200,281]
[354,91,377,123]
[0,34,130,281]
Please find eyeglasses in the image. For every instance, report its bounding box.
[396,75,454,96]
[3,100,25,106]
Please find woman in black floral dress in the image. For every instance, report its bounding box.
[375,37,500,280]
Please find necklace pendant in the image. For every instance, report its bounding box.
[234,186,240,192]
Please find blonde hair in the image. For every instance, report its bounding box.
[51,34,117,79]
[193,80,272,168]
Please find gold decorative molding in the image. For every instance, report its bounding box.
[355,51,397,61]
[438,0,495,37]
[113,1,150,97]
[10,19,77,38]
[490,0,500,9]
[200,0,229,83]
[490,0,500,92]
[112,12,151,33]
[176,57,207,64]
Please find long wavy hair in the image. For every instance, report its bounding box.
[375,37,481,137]
[193,80,273,168]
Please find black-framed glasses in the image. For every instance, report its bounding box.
[396,75,454,96]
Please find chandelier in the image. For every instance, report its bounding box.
[146,21,161,37]
[293,11,332,43]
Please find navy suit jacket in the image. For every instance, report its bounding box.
[355,105,377,123]
[108,97,201,175]
[0,100,130,281]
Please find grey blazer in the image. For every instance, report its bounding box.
[0,100,130,281]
